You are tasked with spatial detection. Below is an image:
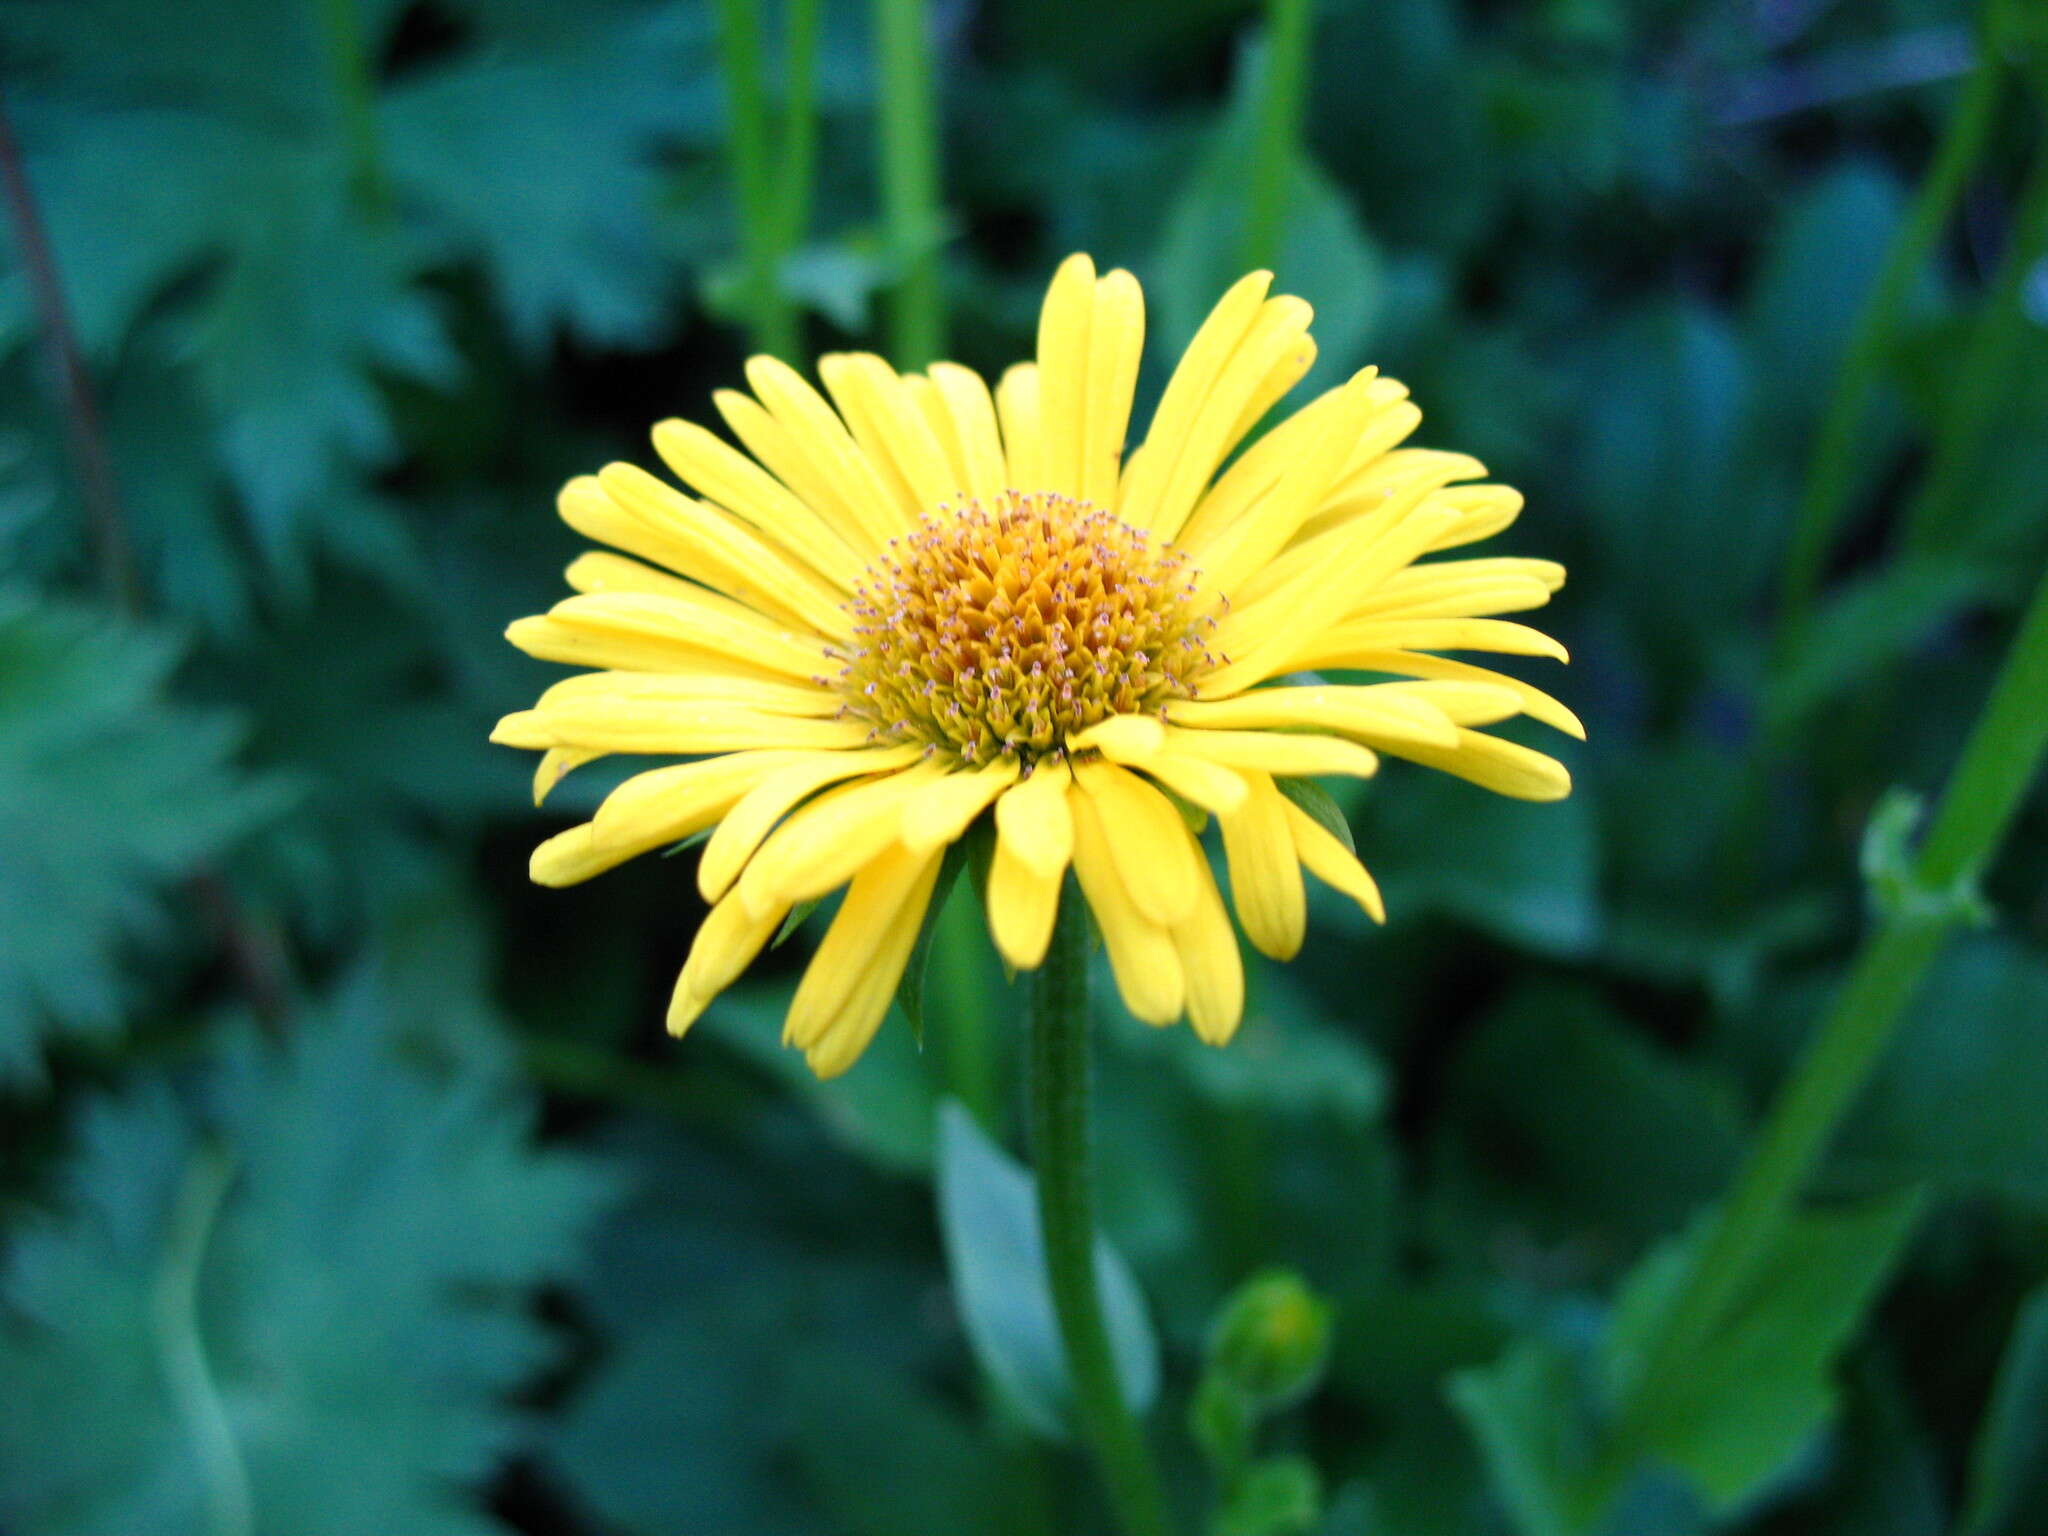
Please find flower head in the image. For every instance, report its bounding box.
[495,256,1579,1076]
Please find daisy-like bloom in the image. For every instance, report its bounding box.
[494,256,1579,1077]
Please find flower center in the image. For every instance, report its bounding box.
[836,491,1216,764]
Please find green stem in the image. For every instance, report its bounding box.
[314,0,388,215]
[872,0,944,366]
[775,0,823,266]
[1626,554,2048,1422]
[936,882,1003,1132]
[1773,48,2003,650]
[1243,0,1313,273]
[153,1145,252,1536]
[1902,140,2048,556]
[716,0,791,355]
[1028,897,1172,1536]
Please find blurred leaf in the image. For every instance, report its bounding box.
[1276,777,1355,855]
[1434,984,1744,1258]
[697,985,938,1174]
[383,10,703,351]
[786,1345,1009,1536]
[1743,162,1910,441]
[1455,1191,1921,1533]
[1604,1190,1925,1511]
[0,971,616,1536]
[1838,937,2048,1213]
[935,1101,1159,1439]
[1577,302,1768,645]
[1958,1281,2048,1536]
[0,596,280,1086]
[1154,39,1384,392]
[1364,762,1600,957]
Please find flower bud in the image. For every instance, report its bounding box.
[1205,1270,1333,1412]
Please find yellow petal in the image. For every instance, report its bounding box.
[596,462,851,639]
[1217,771,1306,961]
[649,416,862,587]
[784,843,945,1075]
[1168,684,1462,752]
[1117,269,1272,529]
[1200,504,1462,697]
[995,363,1042,491]
[1139,295,1316,540]
[668,893,790,1036]
[1165,725,1380,780]
[1074,759,1202,925]
[994,759,1074,880]
[987,842,1064,969]
[818,352,963,514]
[1282,799,1385,925]
[901,756,1021,852]
[1081,268,1145,506]
[1325,649,1585,740]
[713,387,880,554]
[1034,252,1097,499]
[1188,367,1384,598]
[744,355,908,546]
[519,589,833,681]
[1376,729,1573,802]
[698,745,925,901]
[563,551,705,601]
[591,750,805,851]
[926,362,1008,505]
[1069,785,1184,1025]
[736,761,944,917]
[1171,851,1244,1045]
[1292,618,1571,667]
[533,747,601,807]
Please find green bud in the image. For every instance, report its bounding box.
[1212,1454,1322,1536]
[1205,1270,1333,1413]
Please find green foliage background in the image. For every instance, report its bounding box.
[2,0,2045,1532]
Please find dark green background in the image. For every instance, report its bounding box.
[2,0,2046,1532]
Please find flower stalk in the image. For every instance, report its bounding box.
[1626,550,2048,1428]
[1243,0,1313,273]
[1028,895,1172,1536]
[873,0,944,366]
[1772,44,2003,651]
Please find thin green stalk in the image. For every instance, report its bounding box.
[935,882,1002,1132]
[716,0,791,355]
[873,0,943,367]
[153,1146,252,1536]
[1625,553,2048,1425]
[1773,49,2003,650]
[1902,142,2048,556]
[775,0,823,272]
[1028,897,1172,1536]
[1243,0,1314,273]
[0,84,139,613]
[314,0,388,215]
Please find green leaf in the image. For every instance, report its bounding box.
[696,986,938,1174]
[1215,1454,1324,1536]
[1363,764,1600,957]
[1605,1190,1926,1510]
[1455,1192,1923,1534]
[1959,1281,2048,1536]
[1838,937,2048,1212]
[1275,776,1355,854]
[0,971,616,1536]
[0,595,281,1086]
[934,1100,1159,1439]
[1434,984,1745,1256]
[382,12,705,351]
[896,842,968,1047]
[1152,39,1384,394]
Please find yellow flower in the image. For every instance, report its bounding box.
[494,255,1580,1077]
